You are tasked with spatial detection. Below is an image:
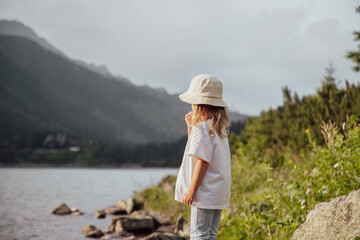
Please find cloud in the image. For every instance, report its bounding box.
[0,0,358,115]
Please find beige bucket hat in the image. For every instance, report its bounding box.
[179,74,227,107]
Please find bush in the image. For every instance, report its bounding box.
[218,116,360,239]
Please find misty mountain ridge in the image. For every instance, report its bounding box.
[0,19,247,144]
[0,20,128,82]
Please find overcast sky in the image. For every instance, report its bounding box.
[0,0,359,115]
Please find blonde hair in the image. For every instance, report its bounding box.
[192,104,230,138]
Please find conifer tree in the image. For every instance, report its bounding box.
[346,6,360,72]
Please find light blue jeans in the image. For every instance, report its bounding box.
[190,206,222,240]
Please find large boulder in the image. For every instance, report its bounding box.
[108,210,159,234]
[116,198,143,214]
[52,203,72,215]
[292,189,360,240]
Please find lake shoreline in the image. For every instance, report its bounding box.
[0,168,180,240]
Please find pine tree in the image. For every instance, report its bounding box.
[346,6,360,72]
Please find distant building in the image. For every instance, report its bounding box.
[42,132,76,149]
[69,146,81,152]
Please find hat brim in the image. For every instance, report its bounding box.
[179,91,227,107]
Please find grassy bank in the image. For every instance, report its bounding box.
[133,118,360,239]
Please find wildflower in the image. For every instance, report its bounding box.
[333,163,339,168]
[306,189,311,195]
[342,122,346,130]
[301,199,305,205]
[305,129,310,134]
[322,190,328,195]
[301,205,306,209]
[266,178,274,183]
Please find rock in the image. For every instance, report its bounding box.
[116,198,143,214]
[105,206,127,215]
[155,225,175,234]
[82,225,105,238]
[144,232,186,240]
[52,203,72,215]
[71,210,84,216]
[115,216,155,233]
[174,216,184,233]
[71,208,84,216]
[94,209,106,219]
[150,211,172,225]
[291,189,360,240]
[109,210,158,234]
[85,229,104,238]
[158,175,176,193]
[177,224,190,239]
[82,225,97,234]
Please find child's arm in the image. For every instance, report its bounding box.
[182,156,209,205]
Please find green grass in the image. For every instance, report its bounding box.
[133,176,191,223]
[134,117,360,239]
[218,118,360,239]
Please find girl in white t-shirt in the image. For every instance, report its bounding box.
[175,74,231,240]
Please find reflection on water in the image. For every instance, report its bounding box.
[0,168,178,240]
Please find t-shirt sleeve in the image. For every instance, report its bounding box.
[188,124,213,163]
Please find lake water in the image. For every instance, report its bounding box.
[0,168,179,240]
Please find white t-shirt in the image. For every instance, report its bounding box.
[175,119,231,209]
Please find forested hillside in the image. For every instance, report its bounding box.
[0,35,189,144]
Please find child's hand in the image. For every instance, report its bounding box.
[182,189,195,206]
[185,112,193,127]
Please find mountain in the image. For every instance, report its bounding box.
[0,20,65,57]
[0,20,127,81]
[0,20,247,144]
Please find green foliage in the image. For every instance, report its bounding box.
[238,64,360,168]
[346,6,360,72]
[218,117,360,239]
[134,185,190,223]
[0,132,188,167]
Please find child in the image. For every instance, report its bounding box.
[175,74,231,240]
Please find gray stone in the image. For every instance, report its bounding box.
[292,189,360,240]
